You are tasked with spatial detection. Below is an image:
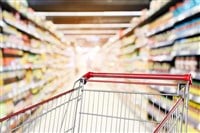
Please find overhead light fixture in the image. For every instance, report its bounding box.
[35,11,141,17]
[60,30,118,35]
[56,23,132,29]
[64,35,112,38]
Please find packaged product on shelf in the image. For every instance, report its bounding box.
[149,0,170,14]
[173,0,197,17]
[190,57,198,71]
[30,86,41,95]
[0,100,14,118]
[2,24,22,37]
[175,56,199,72]
[148,12,173,31]
[198,57,200,72]
[154,62,171,73]
[3,48,23,56]
[174,17,200,38]
[0,49,3,86]
[150,46,172,57]
[190,81,200,96]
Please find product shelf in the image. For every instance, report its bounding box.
[173,28,200,40]
[1,70,26,80]
[115,0,200,132]
[150,49,200,62]
[0,77,51,102]
[1,1,61,42]
[149,29,200,50]
[172,49,200,57]
[138,0,182,28]
[0,76,69,131]
[2,19,43,41]
[147,5,200,37]
[0,1,71,128]
[150,55,174,62]
[0,43,44,54]
[150,40,174,49]
[189,94,200,104]
[122,56,147,63]
[0,64,45,73]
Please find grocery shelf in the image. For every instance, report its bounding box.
[189,93,200,104]
[147,5,200,37]
[0,77,68,131]
[121,43,146,55]
[3,53,22,58]
[1,1,61,41]
[173,28,200,40]
[123,56,147,62]
[1,70,25,79]
[147,21,174,37]
[0,43,69,57]
[2,19,61,45]
[0,64,44,73]
[111,1,182,42]
[150,48,200,62]
[121,45,135,55]
[150,29,200,51]
[0,77,51,102]
[3,19,43,41]
[137,0,182,28]
[0,1,72,130]
[173,49,200,57]
[150,40,174,49]
[121,42,135,49]
[0,72,68,103]
[1,1,34,25]
[115,0,200,132]
[0,42,45,54]
[150,55,173,62]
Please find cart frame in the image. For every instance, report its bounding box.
[0,72,192,133]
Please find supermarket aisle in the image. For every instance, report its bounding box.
[1,0,200,132]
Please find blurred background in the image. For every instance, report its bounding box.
[0,0,200,132]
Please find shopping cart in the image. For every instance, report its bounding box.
[0,72,192,133]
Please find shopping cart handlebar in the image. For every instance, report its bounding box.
[83,72,192,84]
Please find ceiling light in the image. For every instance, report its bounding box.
[61,30,118,35]
[56,23,132,29]
[64,35,112,38]
[35,11,141,17]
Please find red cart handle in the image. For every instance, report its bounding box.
[83,72,192,85]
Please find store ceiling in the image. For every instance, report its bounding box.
[28,0,149,12]
[29,0,149,25]
[46,16,132,24]
[29,0,150,46]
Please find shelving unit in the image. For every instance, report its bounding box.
[111,0,200,132]
[0,0,71,125]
